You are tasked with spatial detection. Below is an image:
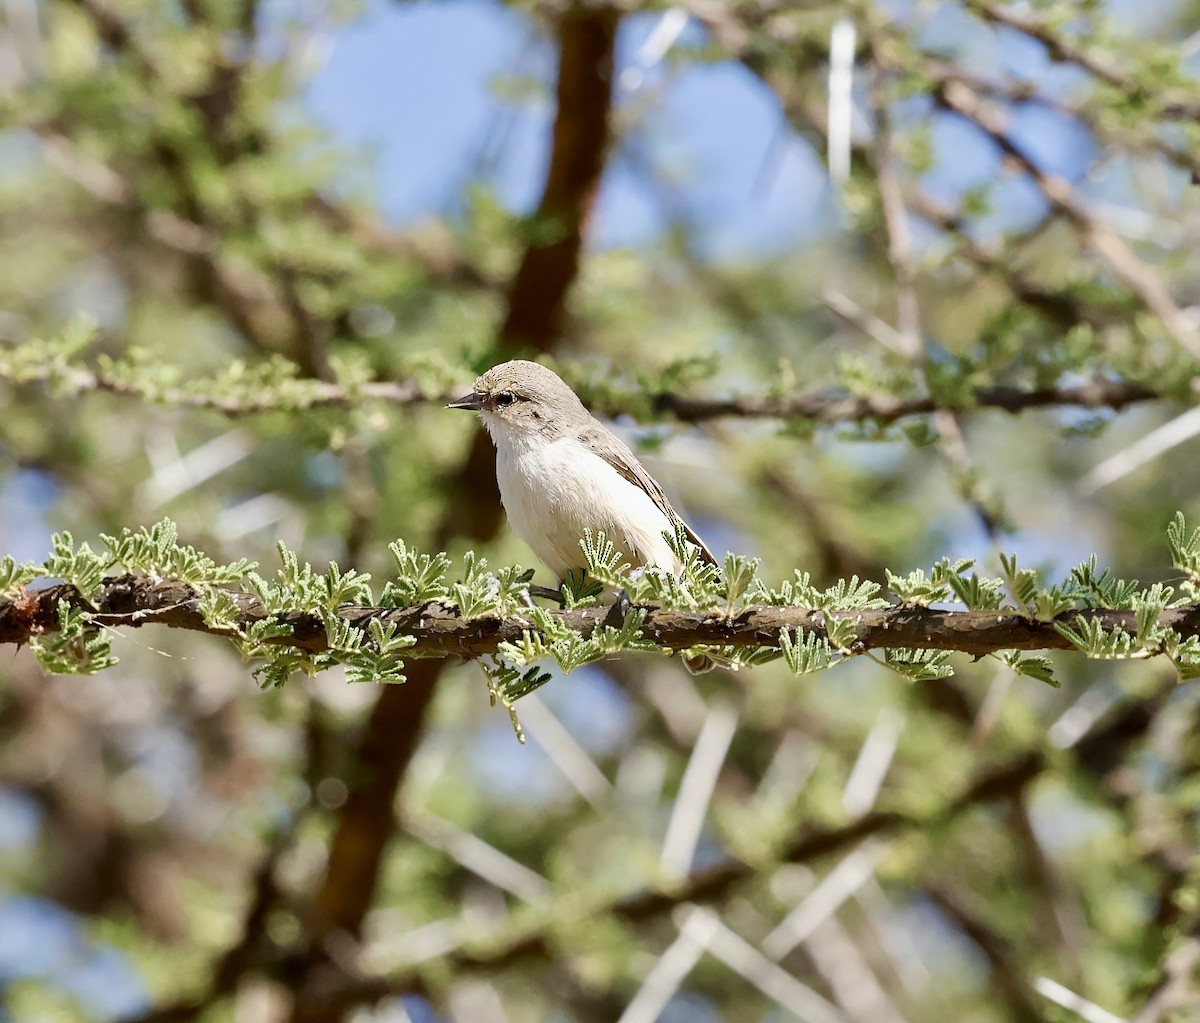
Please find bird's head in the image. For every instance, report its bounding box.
[447,360,587,440]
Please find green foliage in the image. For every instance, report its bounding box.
[212,354,328,411]
[246,540,532,688]
[343,619,416,684]
[999,552,1039,608]
[0,318,98,392]
[778,627,833,675]
[43,531,108,602]
[834,353,919,406]
[1032,584,1077,622]
[102,520,257,585]
[491,565,538,616]
[240,545,375,686]
[320,562,374,609]
[575,526,725,622]
[559,568,605,609]
[381,540,452,607]
[1131,583,1182,645]
[883,648,955,683]
[0,556,40,598]
[721,553,760,611]
[252,648,314,690]
[580,529,632,591]
[30,599,118,675]
[482,660,554,744]
[1161,631,1200,680]
[447,551,498,619]
[323,613,367,657]
[645,353,721,395]
[886,565,954,606]
[1054,616,1144,660]
[890,557,1007,611]
[196,587,242,633]
[635,521,723,608]
[752,571,887,611]
[1167,510,1200,582]
[10,514,1200,701]
[824,614,861,654]
[818,576,888,611]
[1068,556,1140,609]
[247,544,372,615]
[998,651,1058,687]
[0,330,441,415]
[41,517,257,608]
[565,355,721,421]
[515,605,649,675]
[244,619,297,647]
[489,605,649,739]
[942,568,1006,612]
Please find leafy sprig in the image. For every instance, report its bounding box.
[30,600,118,675]
[102,520,257,584]
[11,513,1200,715]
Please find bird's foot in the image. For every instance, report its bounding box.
[528,583,567,606]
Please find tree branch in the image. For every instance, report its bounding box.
[0,347,1169,425]
[8,574,1200,661]
[933,77,1200,362]
[967,0,1200,121]
[644,378,1163,426]
[684,1,1197,350]
[498,8,618,348]
[926,885,1044,1023]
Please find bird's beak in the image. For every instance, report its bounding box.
[447,391,483,411]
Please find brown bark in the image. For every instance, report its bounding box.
[8,573,1197,662]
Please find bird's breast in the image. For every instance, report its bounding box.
[494,434,678,579]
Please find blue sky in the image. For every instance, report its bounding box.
[303,0,1108,259]
[306,0,843,257]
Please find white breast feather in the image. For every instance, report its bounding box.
[493,432,679,581]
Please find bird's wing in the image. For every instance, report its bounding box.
[578,423,717,566]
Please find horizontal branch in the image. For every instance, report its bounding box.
[641,378,1160,426]
[37,360,428,417]
[2,351,1171,426]
[7,574,1200,662]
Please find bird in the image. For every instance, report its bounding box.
[448,359,717,669]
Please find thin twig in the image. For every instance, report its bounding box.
[660,701,739,879]
[1035,977,1125,1023]
[403,812,552,903]
[935,78,1200,362]
[967,0,1200,120]
[762,843,881,959]
[515,693,613,809]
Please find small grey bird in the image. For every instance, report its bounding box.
[448,358,716,596]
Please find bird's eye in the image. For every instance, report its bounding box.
[495,392,517,408]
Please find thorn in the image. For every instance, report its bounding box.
[603,588,633,628]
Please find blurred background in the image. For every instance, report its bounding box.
[0,0,1199,1020]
